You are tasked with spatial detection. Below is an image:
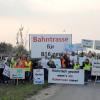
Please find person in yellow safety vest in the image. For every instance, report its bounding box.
[73,61,80,70]
[83,59,92,84]
[10,57,16,68]
[25,58,32,81]
[25,59,32,71]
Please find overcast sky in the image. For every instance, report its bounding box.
[0,0,100,47]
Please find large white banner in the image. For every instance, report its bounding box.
[92,60,100,76]
[10,68,25,79]
[94,40,100,50]
[33,69,44,84]
[30,34,72,58]
[48,69,84,84]
[82,39,93,48]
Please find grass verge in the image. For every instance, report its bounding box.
[0,82,48,100]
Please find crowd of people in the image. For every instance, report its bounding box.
[60,53,92,83]
[0,51,99,85]
[42,51,97,84]
[0,56,32,84]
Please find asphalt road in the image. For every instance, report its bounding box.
[46,83,100,100]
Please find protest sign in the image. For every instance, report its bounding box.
[48,68,84,84]
[94,40,100,50]
[10,68,25,79]
[3,64,10,77]
[92,60,100,76]
[65,44,75,52]
[82,39,93,48]
[74,43,86,51]
[65,44,86,52]
[30,34,72,58]
[33,69,44,84]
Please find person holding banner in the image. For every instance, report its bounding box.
[25,58,32,81]
[83,59,92,84]
[60,55,66,68]
[61,54,71,69]
[3,60,10,85]
[15,56,25,84]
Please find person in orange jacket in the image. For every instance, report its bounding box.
[16,56,26,68]
[14,56,26,85]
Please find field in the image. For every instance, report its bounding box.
[0,82,48,100]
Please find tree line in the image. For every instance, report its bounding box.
[0,42,28,58]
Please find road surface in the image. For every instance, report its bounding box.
[27,83,100,100]
[47,83,100,100]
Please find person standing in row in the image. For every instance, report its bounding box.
[10,57,16,68]
[83,59,92,84]
[73,61,80,70]
[61,54,73,69]
[25,57,32,81]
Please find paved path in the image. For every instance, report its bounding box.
[27,83,100,100]
[47,83,100,100]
